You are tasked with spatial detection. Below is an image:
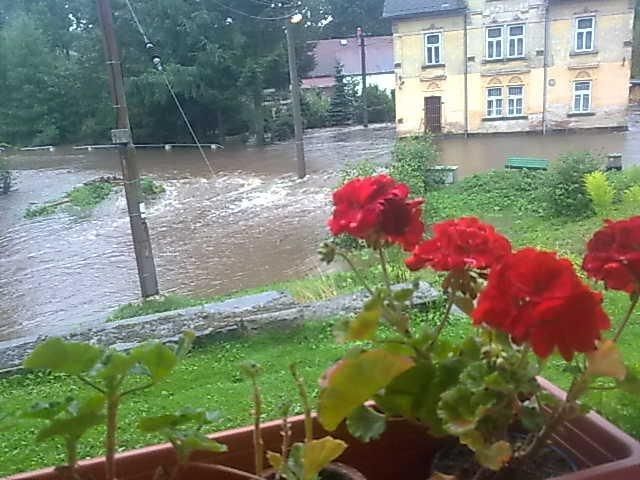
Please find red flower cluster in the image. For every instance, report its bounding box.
[473,248,611,361]
[405,217,511,272]
[583,216,640,294]
[328,175,424,251]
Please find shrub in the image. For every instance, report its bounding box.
[389,135,439,198]
[270,111,294,142]
[543,151,603,218]
[624,185,640,206]
[355,85,395,124]
[140,178,165,197]
[301,90,330,129]
[584,171,614,215]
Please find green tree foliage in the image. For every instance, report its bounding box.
[389,135,439,198]
[316,0,390,38]
[355,85,395,124]
[328,65,356,126]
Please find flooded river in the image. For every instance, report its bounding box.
[1,116,639,341]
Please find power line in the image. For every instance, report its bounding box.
[123,0,214,175]
[209,0,298,21]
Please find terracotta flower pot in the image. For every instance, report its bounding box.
[7,378,640,480]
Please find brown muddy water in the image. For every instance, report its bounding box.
[1,116,639,341]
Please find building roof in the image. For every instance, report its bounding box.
[304,36,394,79]
[382,0,466,19]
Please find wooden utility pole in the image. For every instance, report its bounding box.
[357,27,368,128]
[96,0,159,298]
[285,19,306,179]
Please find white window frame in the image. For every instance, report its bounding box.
[574,16,595,52]
[486,87,504,117]
[573,80,592,113]
[424,32,443,66]
[486,26,504,60]
[507,24,525,58]
[507,85,524,116]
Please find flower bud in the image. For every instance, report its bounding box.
[318,241,337,264]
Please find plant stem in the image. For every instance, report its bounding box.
[290,364,313,443]
[378,248,392,292]
[613,293,639,343]
[65,440,78,475]
[428,291,455,349]
[76,375,105,394]
[105,393,120,480]
[250,377,264,476]
[336,252,374,296]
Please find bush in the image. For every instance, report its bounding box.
[302,90,330,129]
[270,111,294,142]
[624,185,640,206]
[355,85,395,124]
[389,135,439,198]
[584,171,614,215]
[543,152,603,218]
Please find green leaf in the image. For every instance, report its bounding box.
[438,385,495,436]
[392,288,415,303]
[318,349,414,431]
[24,399,73,420]
[345,306,382,342]
[139,408,220,432]
[346,405,386,442]
[94,351,135,380]
[35,396,105,443]
[176,431,227,460]
[130,342,177,383]
[25,339,102,375]
[175,331,196,360]
[376,359,464,437]
[302,437,347,480]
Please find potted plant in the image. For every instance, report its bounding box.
[5,335,364,480]
[315,174,640,479]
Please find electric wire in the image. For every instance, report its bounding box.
[209,0,298,21]
[123,0,215,175]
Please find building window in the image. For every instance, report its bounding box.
[573,81,592,112]
[425,32,443,65]
[507,24,525,58]
[575,16,595,52]
[486,26,504,59]
[487,87,503,117]
[508,85,524,116]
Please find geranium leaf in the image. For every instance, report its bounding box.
[175,331,196,360]
[438,385,495,436]
[318,349,414,431]
[302,437,347,480]
[94,351,136,380]
[344,305,382,342]
[586,340,626,381]
[475,441,512,471]
[130,342,178,383]
[25,339,103,375]
[346,405,386,442]
[267,451,285,472]
[393,288,415,303]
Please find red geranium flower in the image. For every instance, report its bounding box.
[473,248,611,361]
[405,217,511,272]
[329,175,424,251]
[583,216,640,294]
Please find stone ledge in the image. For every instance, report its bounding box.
[0,283,441,373]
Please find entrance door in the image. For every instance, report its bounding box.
[424,96,442,133]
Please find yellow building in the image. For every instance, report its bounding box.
[383,0,635,135]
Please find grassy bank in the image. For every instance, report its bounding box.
[25,178,164,219]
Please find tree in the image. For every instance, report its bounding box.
[317,0,391,38]
[328,65,355,126]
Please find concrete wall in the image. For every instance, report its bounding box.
[392,0,634,136]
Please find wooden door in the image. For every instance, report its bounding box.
[424,96,442,133]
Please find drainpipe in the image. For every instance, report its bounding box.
[464,5,469,137]
[542,0,550,135]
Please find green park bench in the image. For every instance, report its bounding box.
[505,157,550,170]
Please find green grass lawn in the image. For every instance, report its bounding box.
[2,168,639,476]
